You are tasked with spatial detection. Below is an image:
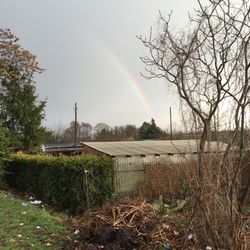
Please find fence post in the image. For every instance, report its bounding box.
[84,169,90,210]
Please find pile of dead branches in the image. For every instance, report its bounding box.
[69,199,196,249]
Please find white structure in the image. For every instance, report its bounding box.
[81,140,227,194]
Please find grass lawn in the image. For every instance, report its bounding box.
[0,190,68,250]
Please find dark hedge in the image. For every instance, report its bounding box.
[6,154,114,214]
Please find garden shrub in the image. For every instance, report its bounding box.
[6,154,114,214]
[0,122,10,187]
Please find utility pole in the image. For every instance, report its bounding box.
[170,107,173,141]
[74,102,77,147]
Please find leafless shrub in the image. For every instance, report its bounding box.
[138,160,196,200]
[139,0,250,248]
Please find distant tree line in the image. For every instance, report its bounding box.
[45,118,250,145]
[46,118,171,143]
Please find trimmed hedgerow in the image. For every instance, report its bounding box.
[6,154,114,214]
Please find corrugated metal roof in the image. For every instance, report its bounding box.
[44,143,82,148]
[44,143,83,153]
[81,140,228,157]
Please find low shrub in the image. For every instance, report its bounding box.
[0,122,11,187]
[6,154,114,214]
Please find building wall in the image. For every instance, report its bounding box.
[81,145,197,195]
[114,157,144,194]
[113,154,195,194]
[82,145,107,156]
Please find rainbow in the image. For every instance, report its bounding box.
[95,40,154,117]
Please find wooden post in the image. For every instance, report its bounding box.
[74,103,77,147]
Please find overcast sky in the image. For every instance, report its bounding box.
[1,0,199,130]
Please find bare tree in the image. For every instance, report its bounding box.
[45,123,66,143]
[139,0,250,248]
[79,122,92,141]
[63,121,81,143]
[93,123,110,141]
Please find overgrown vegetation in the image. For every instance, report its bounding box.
[6,154,114,214]
[139,0,250,248]
[138,160,195,200]
[0,190,67,249]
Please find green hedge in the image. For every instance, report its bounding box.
[6,154,114,214]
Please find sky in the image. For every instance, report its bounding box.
[0,0,199,130]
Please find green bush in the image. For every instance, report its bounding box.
[0,122,11,187]
[6,154,114,214]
